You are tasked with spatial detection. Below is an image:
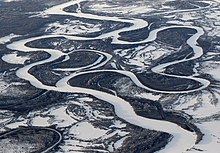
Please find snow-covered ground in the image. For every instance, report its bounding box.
[2,52,30,64]
[1,0,220,152]
[0,33,20,44]
[3,96,132,152]
[45,20,102,35]
[89,2,155,15]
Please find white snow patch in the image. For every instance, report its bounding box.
[173,92,220,118]
[201,60,220,81]
[69,122,108,140]
[136,92,161,101]
[31,116,50,127]
[114,136,128,149]
[205,66,220,81]
[110,120,126,128]
[76,97,93,102]
[2,53,30,64]
[188,121,220,152]
[46,20,101,35]
[6,120,27,129]
[0,33,20,44]
[48,106,77,127]
[90,3,155,15]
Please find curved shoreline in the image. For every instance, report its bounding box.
[4,0,212,152]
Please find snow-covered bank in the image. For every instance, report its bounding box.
[4,0,217,152]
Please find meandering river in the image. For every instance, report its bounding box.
[6,0,212,152]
